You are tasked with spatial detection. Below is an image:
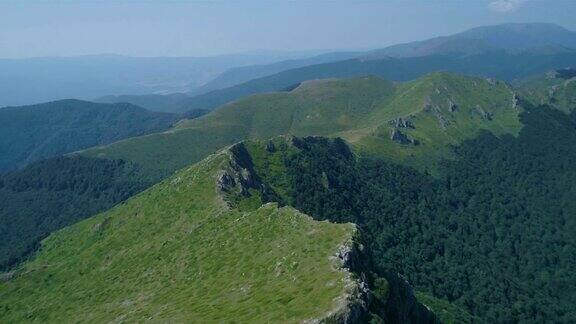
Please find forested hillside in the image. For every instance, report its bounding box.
[0,156,149,269]
[243,104,576,322]
[0,99,178,172]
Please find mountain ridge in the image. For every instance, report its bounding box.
[0,99,178,172]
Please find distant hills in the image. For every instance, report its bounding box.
[191,51,362,94]
[0,51,330,107]
[0,99,178,172]
[169,49,576,113]
[101,23,576,114]
[94,51,361,113]
[364,22,576,59]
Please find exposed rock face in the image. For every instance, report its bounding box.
[474,105,493,120]
[424,97,450,129]
[318,231,372,324]
[383,273,439,324]
[448,99,458,113]
[512,93,520,111]
[390,128,417,145]
[265,141,276,153]
[389,117,414,129]
[0,271,15,282]
[216,170,236,192]
[217,143,264,199]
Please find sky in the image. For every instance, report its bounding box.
[0,0,575,58]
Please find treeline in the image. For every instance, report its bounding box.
[250,105,576,322]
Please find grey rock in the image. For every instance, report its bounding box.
[390,128,417,145]
[389,117,414,129]
[265,141,276,153]
[474,105,493,120]
[448,99,458,113]
[216,171,235,192]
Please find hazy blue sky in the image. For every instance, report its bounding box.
[1,0,575,58]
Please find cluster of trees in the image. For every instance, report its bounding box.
[0,156,150,270]
[255,105,576,322]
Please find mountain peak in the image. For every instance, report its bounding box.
[364,22,576,60]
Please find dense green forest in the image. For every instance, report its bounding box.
[0,156,150,270]
[0,99,177,172]
[245,104,576,322]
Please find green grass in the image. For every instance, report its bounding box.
[0,149,356,322]
[82,72,523,177]
[516,71,576,113]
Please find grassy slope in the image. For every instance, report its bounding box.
[354,73,522,171]
[0,148,355,322]
[84,72,522,177]
[516,71,576,113]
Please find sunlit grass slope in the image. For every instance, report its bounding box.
[517,70,576,113]
[83,72,522,177]
[0,148,355,322]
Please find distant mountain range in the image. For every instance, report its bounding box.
[364,22,576,59]
[97,23,576,114]
[0,51,332,107]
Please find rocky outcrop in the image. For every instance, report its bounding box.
[390,128,417,145]
[512,93,520,111]
[318,231,372,323]
[448,99,458,113]
[265,141,276,153]
[382,273,439,324]
[474,105,492,120]
[389,117,414,129]
[0,270,15,282]
[424,97,450,130]
[217,143,265,200]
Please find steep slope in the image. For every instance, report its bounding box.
[0,99,178,172]
[0,144,363,322]
[365,23,576,59]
